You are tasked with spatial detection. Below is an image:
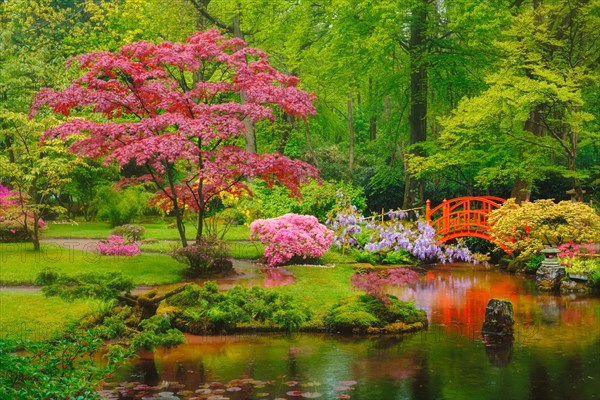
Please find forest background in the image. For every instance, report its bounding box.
[1,0,599,223]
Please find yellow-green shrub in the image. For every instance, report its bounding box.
[489,199,600,259]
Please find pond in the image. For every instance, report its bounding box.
[104,264,600,400]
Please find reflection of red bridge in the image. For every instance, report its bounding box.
[426,196,511,253]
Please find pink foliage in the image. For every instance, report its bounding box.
[351,268,420,304]
[96,235,141,256]
[0,185,44,239]
[558,240,596,259]
[250,214,333,267]
[31,30,319,219]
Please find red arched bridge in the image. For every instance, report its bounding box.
[426,196,511,253]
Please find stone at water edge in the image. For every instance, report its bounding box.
[481,298,514,336]
[536,265,566,291]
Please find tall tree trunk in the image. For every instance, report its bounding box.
[403,0,428,208]
[232,13,257,153]
[348,92,355,173]
[512,0,545,203]
[369,116,377,141]
[32,213,40,251]
[368,77,377,141]
[510,176,531,204]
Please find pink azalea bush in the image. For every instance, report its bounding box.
[250,213,333,267]
[97,235,141,256]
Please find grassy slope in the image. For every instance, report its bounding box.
[0,291,99,341]
[0,243,186,285]
[272,264,355,326]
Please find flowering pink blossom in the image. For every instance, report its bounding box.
[0,184,44,240]
[97,235,141,256]
[558,240,596,259]
[250,214,333,267]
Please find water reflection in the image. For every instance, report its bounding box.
[107,265,600,400]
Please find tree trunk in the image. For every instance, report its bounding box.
[403,0,428,209]
[369,116,377,141]
[232,13,257,153]
[510,176,531,204]
[32,213,40,251]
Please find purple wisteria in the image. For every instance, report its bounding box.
[327,206,473,264]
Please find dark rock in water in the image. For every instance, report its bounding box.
[536,265,565,291]
[560,279,591,294]
[483,338,514,367]
[481,298,514,336]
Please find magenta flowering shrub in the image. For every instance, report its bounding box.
[97,235,141,256]
[351,267,421,304]
[250,213,334,266]
[0,184,45,242]
[558,241,596,259]
[327,206,473,264]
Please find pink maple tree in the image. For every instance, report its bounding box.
[0,184,45,242]
[31,30,319,261]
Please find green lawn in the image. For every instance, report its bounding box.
[43,221,252,241]
[0,243,186,285]
[0,291,99,341]
[138,239,264,260]
[272,264,355,325]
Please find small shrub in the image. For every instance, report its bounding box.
[131,315,185,351]
[97,235,141,256]
[489,199,600,259]
[112,224,145,242]
[166,283,311,333]
[325,294,427,334]
[250,213,333,266]
[525,254,545,274]
[0,329,128,399]
[170,237,232,277]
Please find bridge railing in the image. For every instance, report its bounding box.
[426,196,511,253]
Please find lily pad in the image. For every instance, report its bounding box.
[301,392,323,398]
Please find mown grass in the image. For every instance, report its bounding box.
[272,264,355,326]
[0,291,100,341]
[44,221,252,241]
[0,243,186,285]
